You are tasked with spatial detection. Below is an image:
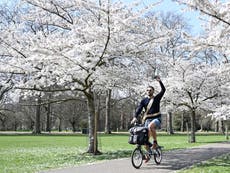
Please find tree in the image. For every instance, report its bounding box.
[155,11,191,135]
[34,95,41,134]
[175,0,230,62]
[0,0,173,153]
[105,89,111,134]
[207,77,230,139]
[44,94,51,132]
[168,0,230,141]
[165,60,227,142]
[0,74,14,130]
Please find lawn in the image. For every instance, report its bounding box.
[178,153,230,173]
[0,132,228,173]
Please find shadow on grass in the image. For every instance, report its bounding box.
[196,154,230,168]
[59,150,132,163]
[83,150,132,160]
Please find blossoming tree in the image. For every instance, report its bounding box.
[0,0,173,153]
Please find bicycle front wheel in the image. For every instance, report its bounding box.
[153,147,162,164]
[131,147,143,169]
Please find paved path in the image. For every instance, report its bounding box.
[40,142,230,173]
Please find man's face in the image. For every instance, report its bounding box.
[146,87,154,97]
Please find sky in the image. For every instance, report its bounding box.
[0,0,203,35]
[159,0,203,35]
[121,0,203,35]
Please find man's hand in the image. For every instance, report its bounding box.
[154,75,161,82]
[131,117,137,124]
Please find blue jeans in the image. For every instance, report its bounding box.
[144,118,161,129]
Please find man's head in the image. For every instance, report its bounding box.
[146,86,154,97]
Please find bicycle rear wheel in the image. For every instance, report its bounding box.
[131,147,143,169]
[153,147,162,164]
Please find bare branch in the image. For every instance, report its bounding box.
[177,1,230,26]
[202,93,218,102]
[16,85,84,93]
[25,0,73,25]
[0,39,27,59]
[20,97,86,106]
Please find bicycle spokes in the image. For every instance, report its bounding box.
[131,147,143,169]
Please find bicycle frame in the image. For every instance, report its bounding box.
[130,124,163,169]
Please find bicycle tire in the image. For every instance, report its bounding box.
[131,147,143,169]
[153,147,162,164]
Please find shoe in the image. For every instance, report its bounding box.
[152,141,158,149]
[144,154,150,163]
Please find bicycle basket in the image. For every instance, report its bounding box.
[128,126,148,145]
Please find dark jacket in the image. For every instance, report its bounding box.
[135,81,166,119]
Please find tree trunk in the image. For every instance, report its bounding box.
[215,121,219,132]
[225,122,229,140]
[165,113,168,132]
[46,102,51,132]
[167,111,174,134]
[0,121,6,131]
[86,90,100,154]
[70,121,77,132]
[34,96,41,134]
[0,116,7,131]
[94,96,100,154]
[190,109,196,143]
[30,120,34,131]
[120,111,125,130]
[58,117,62,132]
[181,112,184,132]
[105,89,111,134]
[219,120,225,134]
[13,117,18,131]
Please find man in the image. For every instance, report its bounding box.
[131,76,166,162]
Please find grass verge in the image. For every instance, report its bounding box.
[178,153,230,173]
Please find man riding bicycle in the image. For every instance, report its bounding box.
[131,76,166,163]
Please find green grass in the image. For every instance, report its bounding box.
[179,153,230,173]
[0,133,228,173]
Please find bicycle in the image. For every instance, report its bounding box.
[129,124,163,169]
[131,143,162,169]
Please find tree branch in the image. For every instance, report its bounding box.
[16,85,84,93]
[20,97,86,106]
[95,8,111,68]
[0,39,27,59]
[178,2,230,26]
[202,93,218,102]
[25,0,73,25]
